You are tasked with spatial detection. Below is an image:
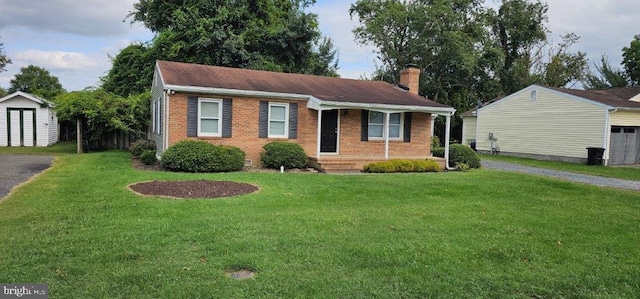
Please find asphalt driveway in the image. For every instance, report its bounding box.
[0,155,54,199]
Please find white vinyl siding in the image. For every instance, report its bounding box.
[461,116,477,144]
[268,103,289,138]
[198,99,222,137]
[150,67,166,154]
[476,86,607,158]
[368,111,402,140]
[0,95,58,146]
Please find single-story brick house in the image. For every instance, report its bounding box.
[462,85,640,165]
[151,60,456,171]
[0,91,58,147]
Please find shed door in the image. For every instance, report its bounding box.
[609,126,639,164]
[7,108,36,147]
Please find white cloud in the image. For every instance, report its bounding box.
[14,50,99,70]
[0,0,139,37]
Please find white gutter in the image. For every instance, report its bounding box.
[603,108,616,166]
[165,84,456,115]
[165,84,310,101]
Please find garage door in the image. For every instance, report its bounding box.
[7,108,36,147]
[609,126,640,164]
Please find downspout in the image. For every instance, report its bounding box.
[445,111,454,170]
[384,112,390,159]
[603,108,615,166]
[316,109,322,159]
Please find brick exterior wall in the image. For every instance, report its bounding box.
[338,109,432,157]
[167,93,433,166]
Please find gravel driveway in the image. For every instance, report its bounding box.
[482,160,640,191]
[0,155,54,199]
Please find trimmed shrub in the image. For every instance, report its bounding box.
[432,147,445,158]
[413,160,441,172]
[140,150,158,165]
[161,140,245,172]
[363,159,441,173]
[130,139,156,157]
[448,144,481,169]
[363,161,396,173]
[261,142,308,169]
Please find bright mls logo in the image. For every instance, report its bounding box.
[0,284,47,299]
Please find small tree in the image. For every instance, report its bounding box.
[0,36,11,73]
[8,65,65,99]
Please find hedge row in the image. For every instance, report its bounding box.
[363,159,441,173]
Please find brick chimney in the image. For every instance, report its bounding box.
[399,65,420,95]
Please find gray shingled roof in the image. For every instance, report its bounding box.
[157,60,451,109]
[547,86,640,109]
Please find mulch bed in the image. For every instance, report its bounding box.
[129,180,259,199]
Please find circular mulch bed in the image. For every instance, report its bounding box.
[129,180,259,199]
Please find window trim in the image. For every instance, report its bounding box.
[198,98,223,137]
[368,111,403,140]
[268,102,289,138]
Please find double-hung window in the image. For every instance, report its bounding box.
[198,98,222,137]
[368,111,402,139]
[268,103,289,138]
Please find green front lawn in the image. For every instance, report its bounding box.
[481,153,640,181]
[1,152,639,298]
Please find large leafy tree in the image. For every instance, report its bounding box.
[103,0,338,95]
[350,0,492,114]
[583,54,629,89]
[8,65,65,100]
[622,35,640,85]
[102,43,155,97]
[489,0,587,92]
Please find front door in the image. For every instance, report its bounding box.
[7,108,36,147]
[320,110,338,153]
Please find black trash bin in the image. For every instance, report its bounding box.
[586,147,605,165]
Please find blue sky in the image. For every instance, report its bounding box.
[0,0,638,92]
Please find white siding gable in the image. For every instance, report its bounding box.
[476,85,608,159]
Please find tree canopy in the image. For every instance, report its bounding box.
[350,0,588,119]
[622,35,640,86]
[103,0,339,96]
[8,65,65,100]
[583,54,629,89]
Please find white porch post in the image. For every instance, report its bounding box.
[316,109,322,158]
[384,112,390,159]
[444,112,452,169]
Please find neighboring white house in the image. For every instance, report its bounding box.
[462,85,640,165]
[0,91,58,147]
